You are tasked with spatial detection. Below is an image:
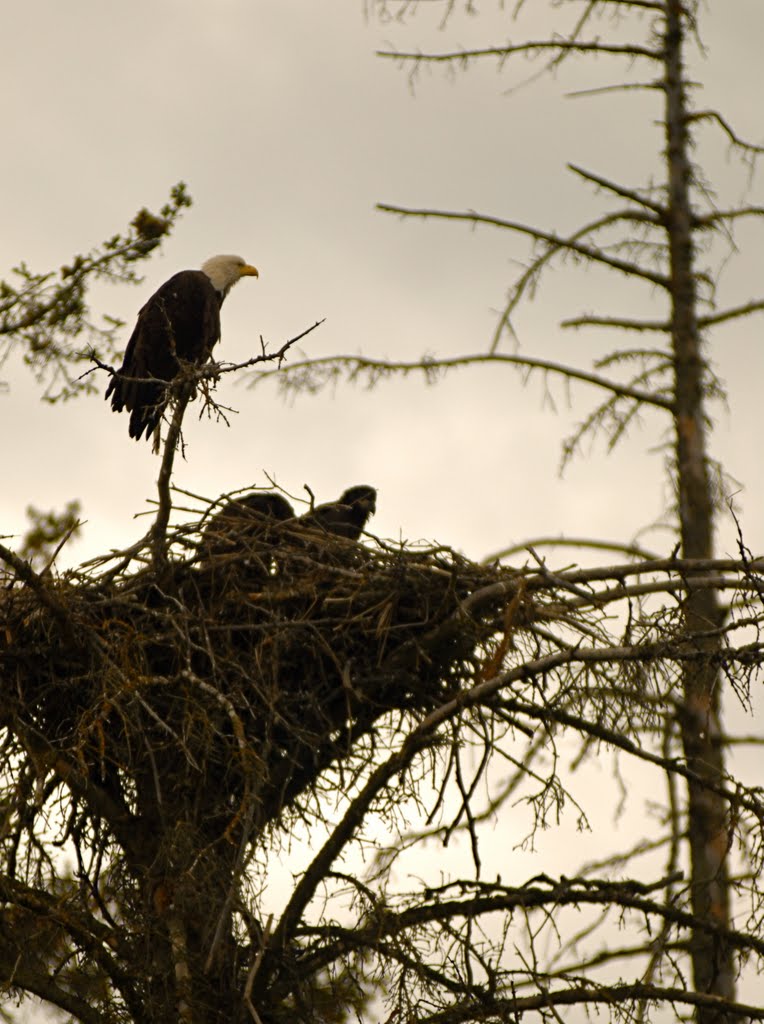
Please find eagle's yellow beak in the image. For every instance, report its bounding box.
[241,264,259,278]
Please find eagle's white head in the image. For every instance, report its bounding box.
[201,254,259,297]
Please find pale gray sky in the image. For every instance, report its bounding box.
[3,4,764,1015]
[2,1,762,568]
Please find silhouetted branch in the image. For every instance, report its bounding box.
[301,870,764,970]
[483,535,661,563]
[376,203,672,289]
[247,351,674,411]
[151,391,190,567]
[689,109,764,155]
[698,299,764,328]
[562,314,670,332]
[377,40,660,65]
[567,162,668,217]
[412,984,764,1022]
[0,183,191,399]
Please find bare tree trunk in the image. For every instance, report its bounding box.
[664,1,734,1015]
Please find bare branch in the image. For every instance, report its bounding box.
[377,203,672,289]
[301,871,764,971]
[698,299,764,329]
[413,984,764,1022]
[562,313,671,332]
[567,163,668,217]
[151,391,190,568]
[269,730,443,957]
[694,206,764,228]
[377,39,661,65]
[689,109,764,155]
[248,351,675,411]
[483,536,661,563]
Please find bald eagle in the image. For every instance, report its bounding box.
[105,255,259,442]
[200,491,295,564]
[300,485,377,541]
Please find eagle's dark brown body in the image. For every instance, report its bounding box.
[200,492,296,564]
[106,255,258,443]
[106,270,222,442]
[300,486,377,540]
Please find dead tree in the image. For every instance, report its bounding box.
[241,1,764,1021]
[2,3,764,1021]
[4,475,764,1023]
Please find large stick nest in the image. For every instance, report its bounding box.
[1,518,517,844]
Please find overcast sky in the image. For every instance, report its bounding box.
[2,0,762,570]
[3,3,764,1010]
[3,0,763,777]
